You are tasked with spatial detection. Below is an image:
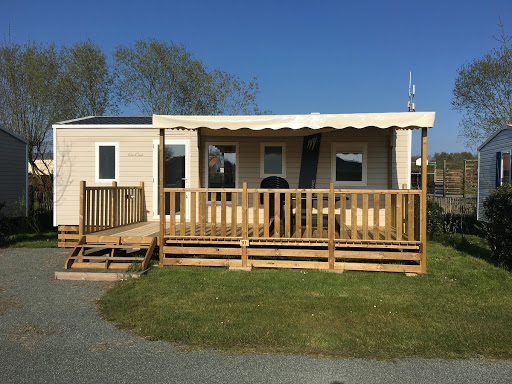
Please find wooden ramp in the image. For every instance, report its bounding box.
[65,235,157,271]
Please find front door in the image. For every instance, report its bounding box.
[153,140,190,218]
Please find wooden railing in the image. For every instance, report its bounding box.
[163,183,422,244]
[79,181,144,235]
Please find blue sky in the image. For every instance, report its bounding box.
[2,0,512,155]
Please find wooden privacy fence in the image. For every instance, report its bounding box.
[163,185,421,243]
[79,181,144,235]
[434,160,478,197]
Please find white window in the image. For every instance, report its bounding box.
[331,142,368,187]
[95,142,119,182]
[260,142,286,178]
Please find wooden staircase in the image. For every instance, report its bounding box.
[65,235,157,271]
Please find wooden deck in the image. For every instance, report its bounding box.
[92,220,415,244]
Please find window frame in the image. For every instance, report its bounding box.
[204,141,239,190]
[260,142,286,178]
[331,142,368,187]
[500,150,511,185]
[95,142,119,183]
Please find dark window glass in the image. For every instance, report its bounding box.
[502,152,511,184]
[99,145,116,180]
[336,152,362,182]
[208,144,236,200]
[264,146,282,174]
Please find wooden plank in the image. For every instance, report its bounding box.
[421,127,428,274]
[295,192,302,239]
[285,193,291,238]
[317,192,323,238]
[221,192,227,237]
[169,192,176,236]
[231,192,237,237]
[242,182,249,267]
[159,128,165,266]
[162,258,237,267]
[180,191,186,236]
[328,183,335,270]
[274,192,280,238]
[251,259,329,270]
[59,225,80,231]
[252,192,258,238]
[164,246,241,256]
[362,194,368,240]
[373,194,380,240]
[396,193,402,241]
[306,193,312,238]
[335,262,422,273]
[79,182,86,236]
[263,193,269,237]
[190,192,196,236]
[211,192,217,236]
[247,248,328,258]
[339,193,346,239]
[351,193,358,240]
[333,250,421,260]
[199,192,206,236]
[385,193,391,240]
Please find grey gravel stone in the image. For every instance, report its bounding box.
[0,247,511,384]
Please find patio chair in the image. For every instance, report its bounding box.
[260,176,290,235]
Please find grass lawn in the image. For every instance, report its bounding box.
[98,234,512,359]
[0,230,58,248]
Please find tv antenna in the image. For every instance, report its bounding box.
[408,72,415,112]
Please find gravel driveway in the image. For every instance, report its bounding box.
[0,247,511,384]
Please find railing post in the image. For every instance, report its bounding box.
[79,180,86,236]
[443,160,446,198]
[328,182,335,270]
[139,181,144,222]
[241,182,248,267]
[421,127,428,274]
[112,181,118,228]
[463,160,467,198]
[159,128,165,266]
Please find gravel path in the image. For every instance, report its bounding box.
[0,247,511,384]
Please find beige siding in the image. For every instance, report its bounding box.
[199,127,410,225]
[55,127,198,225]
[0,129,27,216]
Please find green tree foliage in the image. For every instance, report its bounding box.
[0,40,115,176]
[60,39,116,116]
[0,41,62,175]
[483,183,512,268]
[114,39,264,115]
[452,18,512,149]
[430,151,477,164]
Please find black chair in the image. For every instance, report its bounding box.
[260,176,290,234]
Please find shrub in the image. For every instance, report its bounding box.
[483,184,512,268]
[426,198,444,239]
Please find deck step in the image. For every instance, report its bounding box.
[65,235,157,271]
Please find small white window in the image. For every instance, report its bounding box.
[260,143,286,178]
[331,142,368,186]
[95,142,119,182]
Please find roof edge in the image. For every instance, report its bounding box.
[477,124,512,151]
[0,126,29,144]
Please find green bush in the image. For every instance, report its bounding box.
[483,184,512,268]
[426,198,444,239]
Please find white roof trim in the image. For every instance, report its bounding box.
[153,112,435,131]
[477,124,512,152]
[0,126,29,144]
[52,124,153,129]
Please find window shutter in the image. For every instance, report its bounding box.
[496,152,502,188]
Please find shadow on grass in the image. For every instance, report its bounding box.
[0,230,58,248]
[434,233,511,270]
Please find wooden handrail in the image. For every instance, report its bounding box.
[79,181,145,235]
[163,185,422,243]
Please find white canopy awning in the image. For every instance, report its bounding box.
[153,112,435,130]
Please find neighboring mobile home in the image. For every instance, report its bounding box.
[0,126,28,217]
[53,112,434,273]
[477,124,512,221]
